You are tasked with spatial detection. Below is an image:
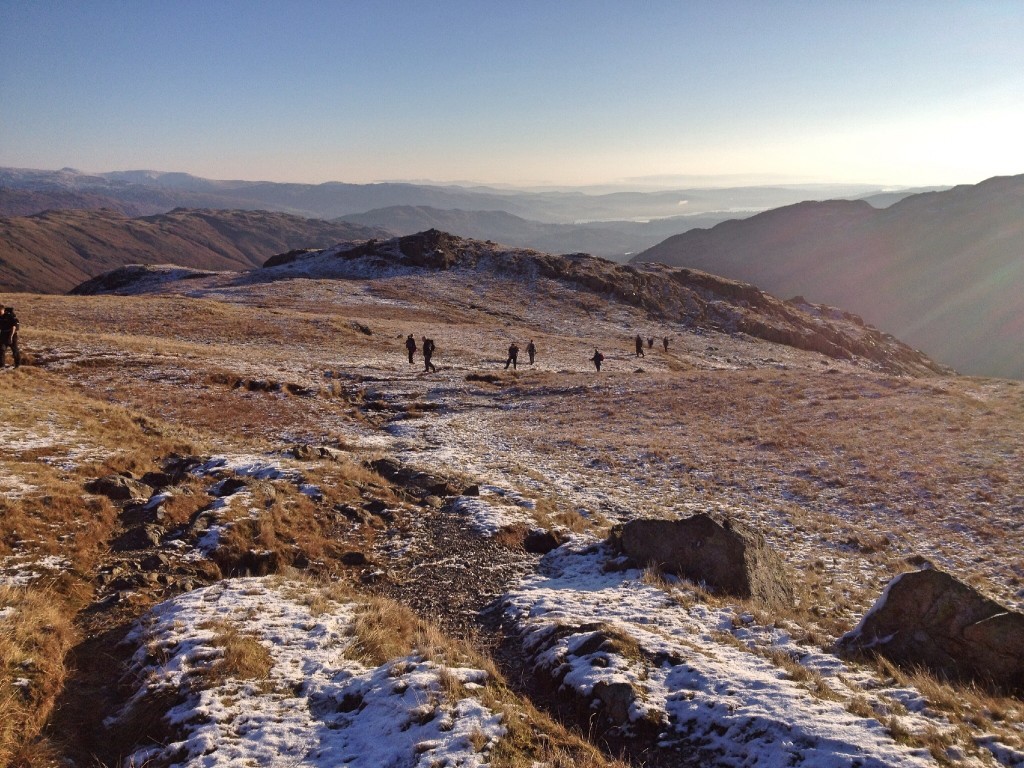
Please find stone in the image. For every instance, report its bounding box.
[85,474,153,502]
[524,528,563,554]
[341,551,369,566]
[592,681,636,726]
[608,513,794,610]
[838,569,1024,694]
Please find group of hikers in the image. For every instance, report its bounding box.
[635,333,670,357]
[0,304,20,368]
[402,332,669,373]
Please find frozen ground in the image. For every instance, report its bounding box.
[2,249,1022,766]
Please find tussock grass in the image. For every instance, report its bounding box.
[198,620,275,683]
[0,585,77,767]
[341,594,628,767]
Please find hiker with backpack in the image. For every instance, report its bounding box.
[422,336,437,372]
[0,306,21,369]
[505,342,520,370]
[591,349,604,371]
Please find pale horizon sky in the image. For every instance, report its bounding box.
[2,1,1023,189]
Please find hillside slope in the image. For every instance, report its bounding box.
[632,174,1024,379]
[0,208,387,294]
[74,229,949,377]
[1,234,1021,766]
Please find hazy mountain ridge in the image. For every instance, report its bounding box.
[0,166,909,223]
[336,204,740,259]
[0,207,388,294]
[633,174,1024,379]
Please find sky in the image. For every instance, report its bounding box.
[2,0,1023,188]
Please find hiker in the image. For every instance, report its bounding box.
[0,306,20,369]
[663,336,669,352]
[526,339,536,365]
[505,342,520,370]
[421,336,437,372]
[647,337,654,349]
[405,334,417,364]
[635,334,645,357]
[591,349,604,371]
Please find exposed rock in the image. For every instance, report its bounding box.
[608,513,794,610]
[524,528,563,554]
[85,474,153,502]
[368,456,460,497]
[592,681,637,726]
[290,444,345,462]
[341,551,369,566]
[838,569,1024,694]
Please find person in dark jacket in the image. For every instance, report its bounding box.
[405,334,417,364]
[591,349,604,371]
[505,342,520,370]
[526,339,536,365]
[635,334,645,357]
[421,336,437,372]
[663,336,669,352]
[0,306,21,369]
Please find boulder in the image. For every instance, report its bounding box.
[608,513,794,610]
[368,457,460,497]
[838,569,1024,694]
[85,474,153,502]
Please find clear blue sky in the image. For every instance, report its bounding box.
[2,0,1022,187]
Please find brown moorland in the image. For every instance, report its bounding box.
[1,238,1022,767]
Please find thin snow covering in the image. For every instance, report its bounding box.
[0,554,71,587]
[839,571,907,646]
[450,490,536,536]
[503,539,940,768]
[118,577,504,768]
[195,454,304,483]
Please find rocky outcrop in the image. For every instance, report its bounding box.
[838,569,1024,694]
[608,514,794,610]
[85,474,154,502]
[318,231,947,376]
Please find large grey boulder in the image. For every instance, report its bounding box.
[609,513,794,610]
[838,568,1024,694]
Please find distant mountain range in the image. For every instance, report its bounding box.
[0,167,926,261]
[633,174,1024,379]
[0,208,386,294]
[334,205,741,259]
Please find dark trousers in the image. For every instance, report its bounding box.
[423,355,436,372]
[0,338,19,367]
[408,349,415,364]
[505,355,517,370]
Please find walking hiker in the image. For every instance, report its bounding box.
[526,339,536,365]
[663,336,669,352]
[591,349,604,371]
[647,337,654,349]
[505,342,520,370]
[422,336,437,372]
[405,334,417,364]
[635,334,645,357]
[0,306,21,369]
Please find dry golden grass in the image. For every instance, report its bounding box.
[4,279,1022,767]
[198,620,274,683]
[0,585,77,768]
[338,593,628,767]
